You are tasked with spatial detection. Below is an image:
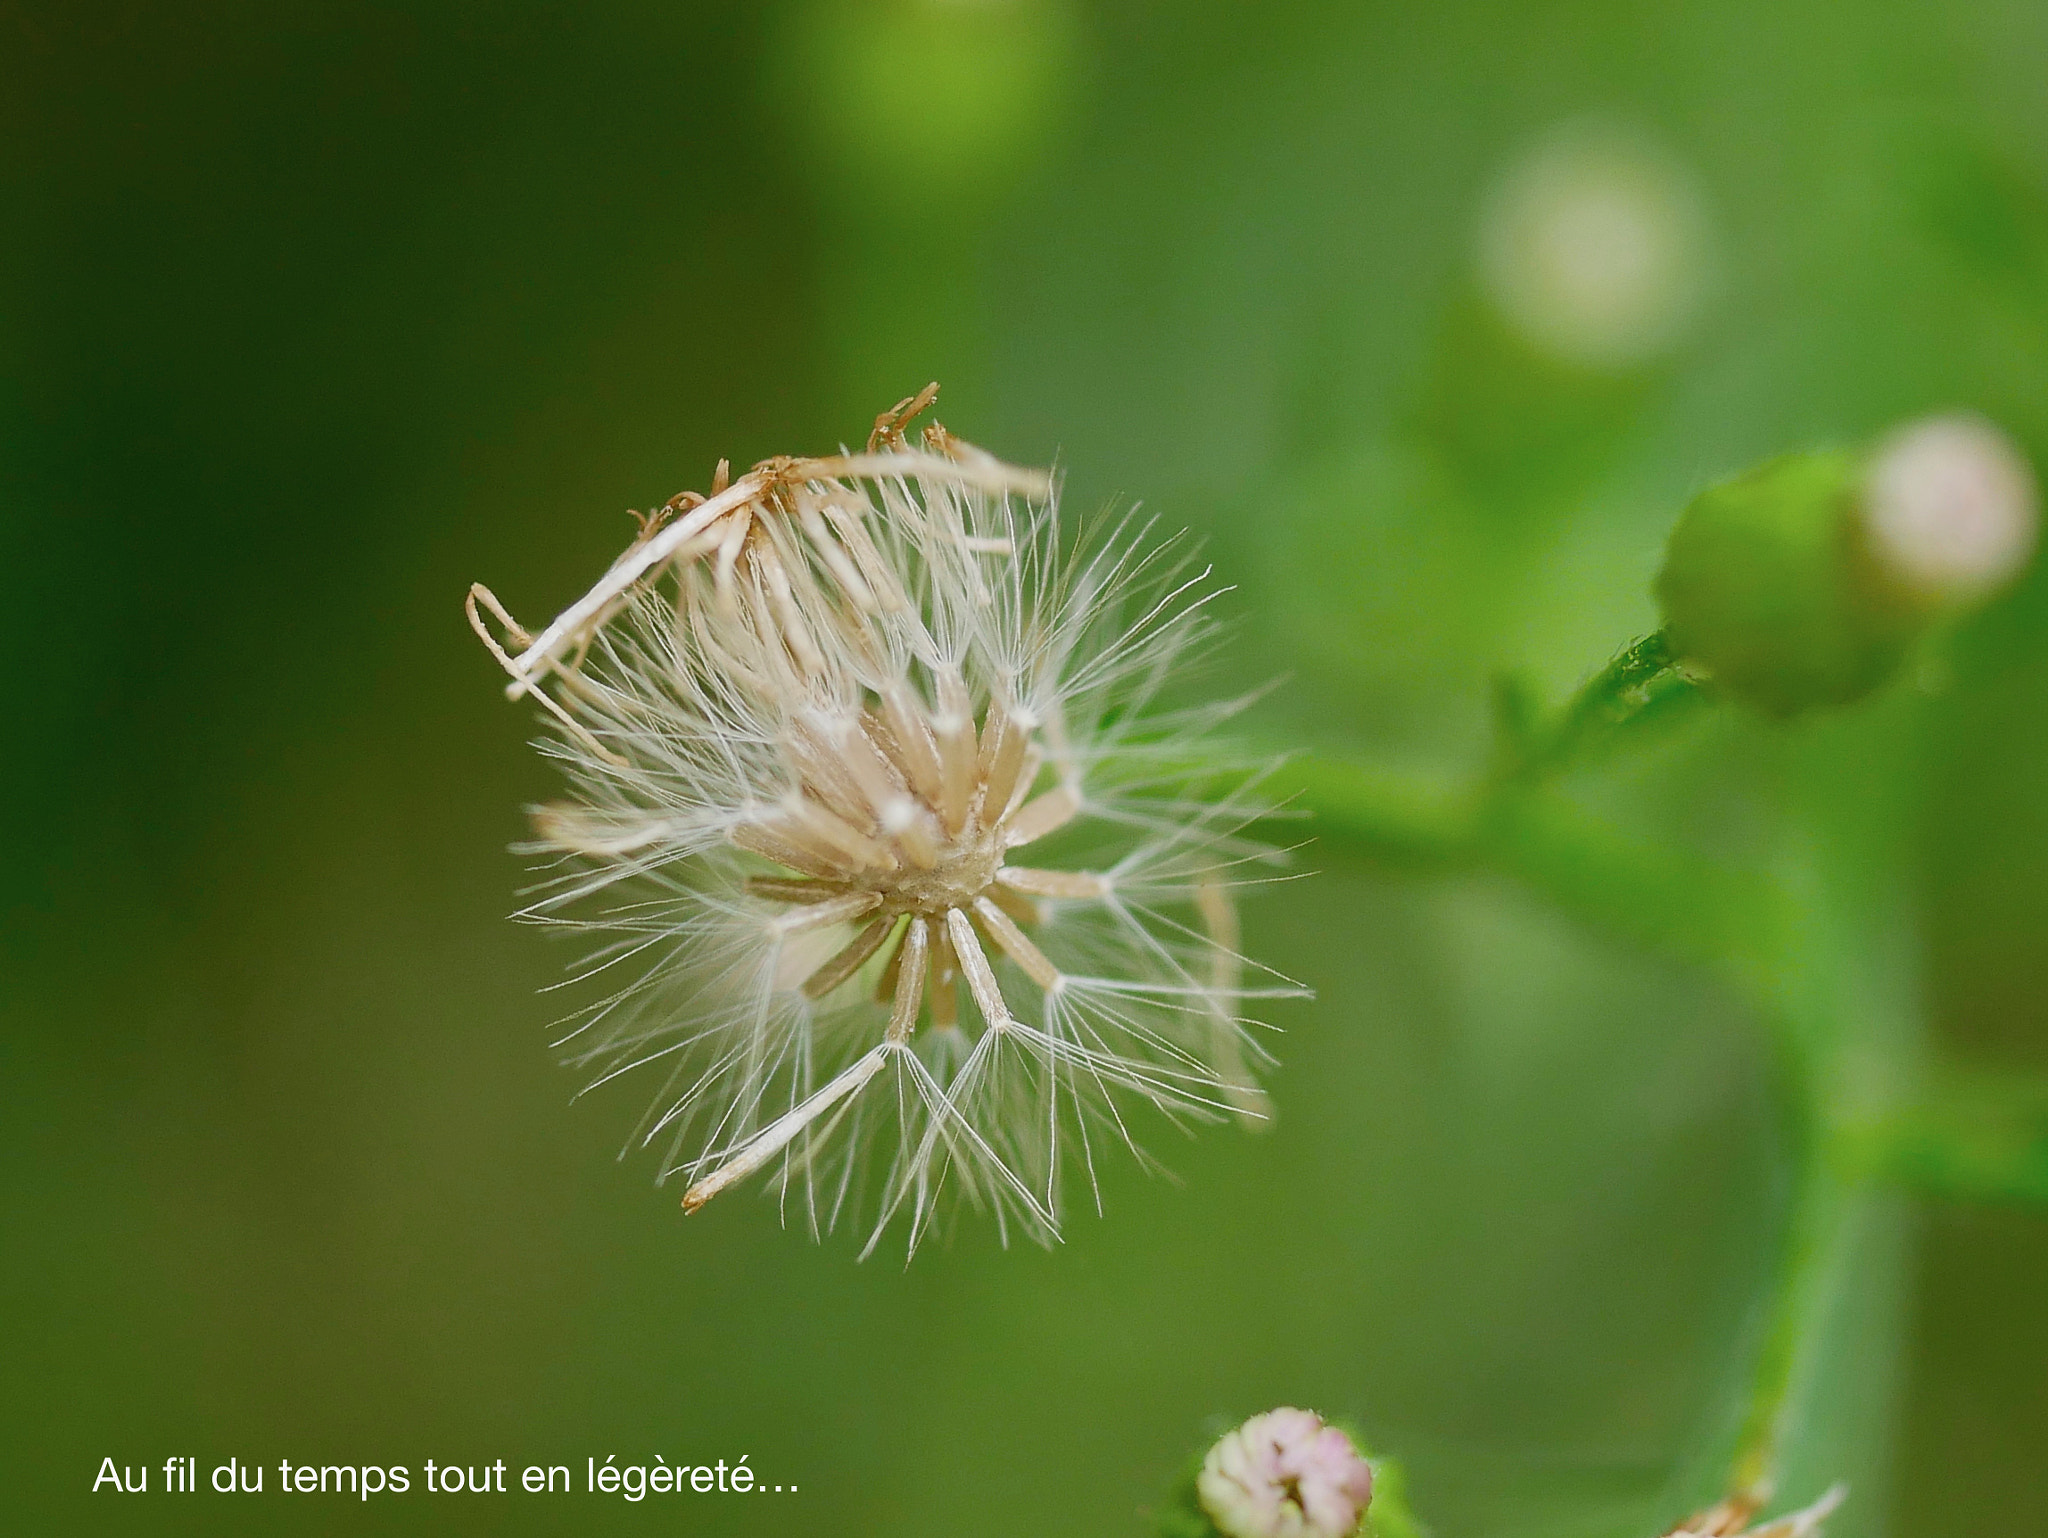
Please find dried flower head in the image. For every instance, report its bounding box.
[467,386,1296,1256]
[1197,1408,1375,1538]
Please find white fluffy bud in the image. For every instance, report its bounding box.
[1479,121,1710,369]
[1862,414,2038,602]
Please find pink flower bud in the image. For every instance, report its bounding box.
[1197,1408,1374,1538]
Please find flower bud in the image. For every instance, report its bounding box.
[1655,418,2039,716]
[1656,450,1911,716]
[1862,414,2038,602]
[1196,1408,1374,1538]
[1478,121,1710,369]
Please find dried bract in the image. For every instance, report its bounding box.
[1662,1484,1846,1538]
[468,388,1295,1256]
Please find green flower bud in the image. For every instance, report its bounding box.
[1655,420,2037,716]
[1656,450,1912,716]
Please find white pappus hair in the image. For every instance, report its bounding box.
[467,386,1301,1258]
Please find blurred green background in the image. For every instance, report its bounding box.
[6,2,2047,1534]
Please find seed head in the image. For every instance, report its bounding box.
[468,387,1296,1256]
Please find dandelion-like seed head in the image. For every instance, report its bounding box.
[468,387,1297,1257]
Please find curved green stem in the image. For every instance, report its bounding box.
[1493,628,1708,783]
[1267,753,1480,872]
[1729,1147,1841,1495]
[1270,754,1794,995]
[1840,1069,2048,1206]
[1269,673,1925,1523]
